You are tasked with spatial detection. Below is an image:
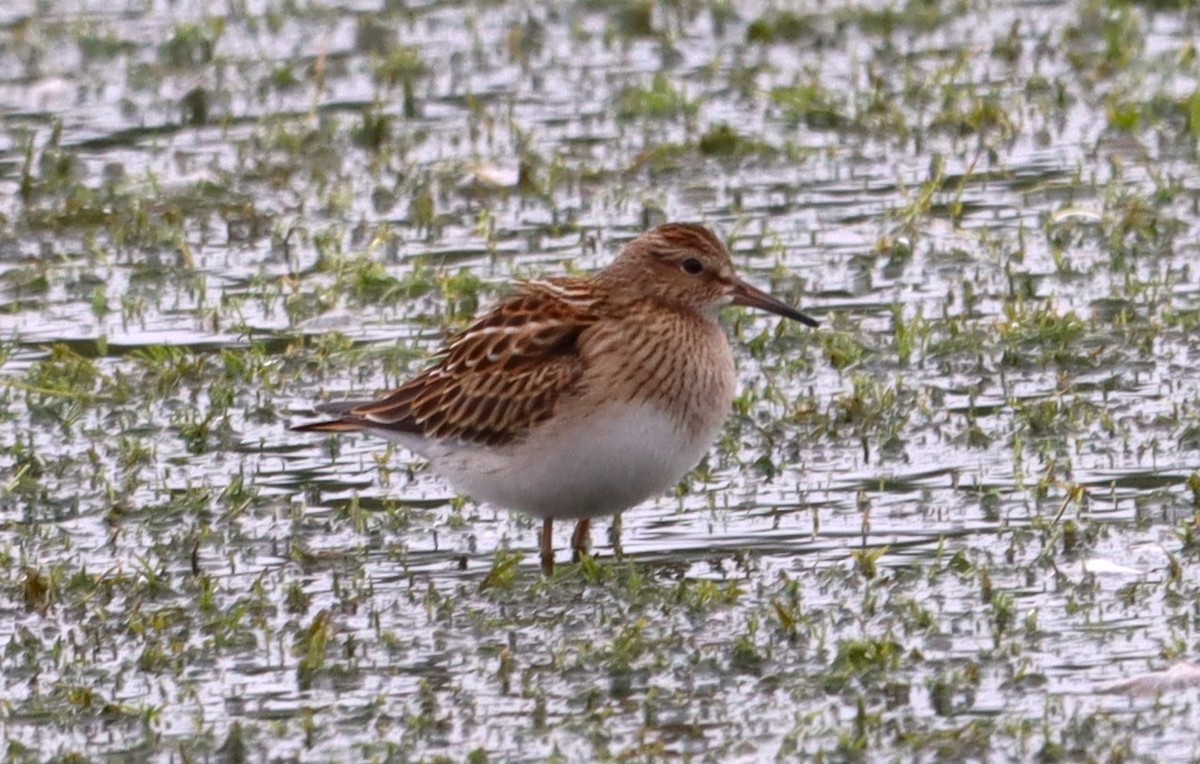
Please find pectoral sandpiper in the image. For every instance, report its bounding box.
[295,223,818,573]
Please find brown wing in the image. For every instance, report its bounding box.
[294,281,597,447]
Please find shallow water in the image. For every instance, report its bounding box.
[2,0,1200,761]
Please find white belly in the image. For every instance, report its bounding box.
[389,401,722,520]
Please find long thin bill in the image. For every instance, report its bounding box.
[730,279,820,327]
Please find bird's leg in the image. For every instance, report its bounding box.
[609,514,624,560]
[540,518,555,575]
[570,518,591,561]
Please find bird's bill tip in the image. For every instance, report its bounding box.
[729,280,819,327]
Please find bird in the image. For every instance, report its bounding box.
[294,223,819,573]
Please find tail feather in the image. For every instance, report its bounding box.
[291,419,367,433]
[296,395,432,431]
[314,399,376,416]
[294,398,424,437]
[293,399,376,433]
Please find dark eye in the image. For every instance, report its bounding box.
[681,258,703,275]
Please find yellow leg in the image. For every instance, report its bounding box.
[571,518,591,561]
[540,518,555,575]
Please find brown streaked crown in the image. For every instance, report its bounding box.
[595,223,738,314]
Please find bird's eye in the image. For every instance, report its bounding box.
[681,258,703,275]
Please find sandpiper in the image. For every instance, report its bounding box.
[295,223,818,573]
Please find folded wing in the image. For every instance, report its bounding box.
[293,282,597,447]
